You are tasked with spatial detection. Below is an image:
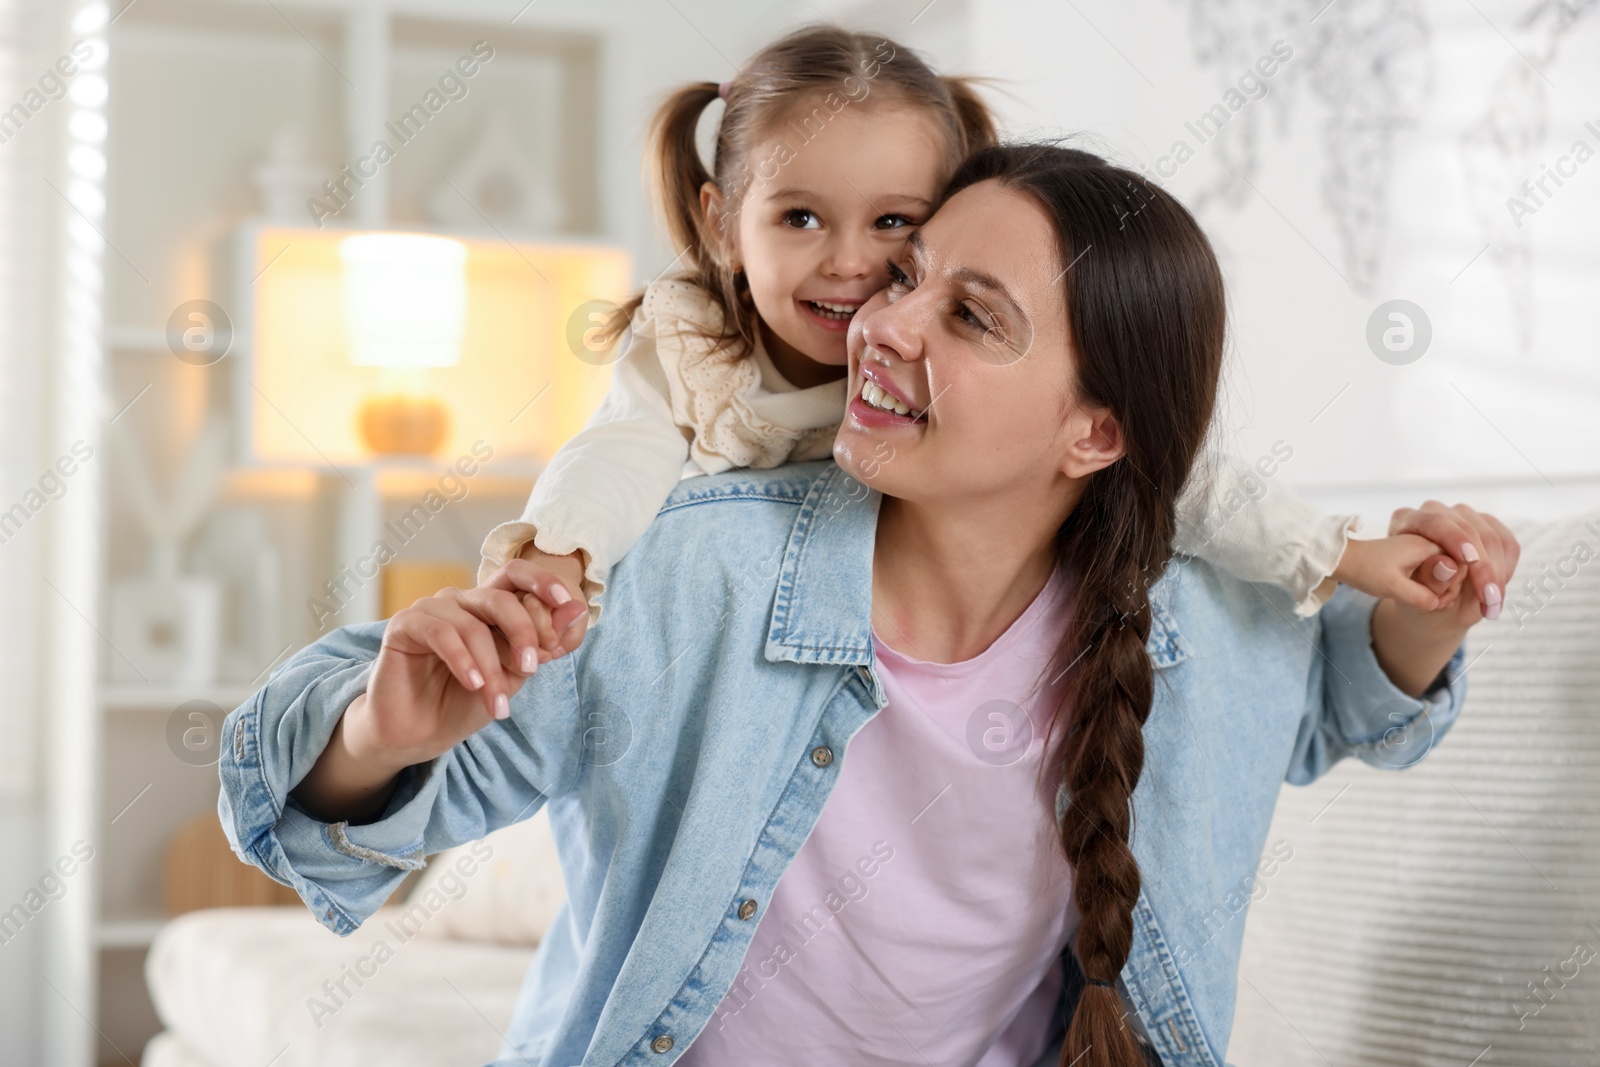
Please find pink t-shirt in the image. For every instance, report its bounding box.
[679,567,1078,1066]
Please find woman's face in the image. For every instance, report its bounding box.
[833,179,1123,507]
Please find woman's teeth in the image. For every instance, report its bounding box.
[806,300,856,321]
[860,379,916,418]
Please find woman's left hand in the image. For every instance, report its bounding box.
[1386,501,1521,629]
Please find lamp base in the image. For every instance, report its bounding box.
[358,393,450,455]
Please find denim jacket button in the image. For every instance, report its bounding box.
[737,898,758,920]
[651,1035,674,1053]
[810,745,833,767]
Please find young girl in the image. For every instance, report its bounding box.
[478,24,1442,666]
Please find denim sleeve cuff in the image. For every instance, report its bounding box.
[269,759,446,933]
[1317,585,1469,770]
[218,656,445,937]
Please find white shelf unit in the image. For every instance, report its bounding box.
[100,684,262,713]
[89,2,605,1062]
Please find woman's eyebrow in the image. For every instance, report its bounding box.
[907,231,1028,319]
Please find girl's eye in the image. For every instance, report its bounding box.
[874,214,917,231]
[782,208,821,230]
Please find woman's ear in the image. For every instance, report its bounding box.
[699,181,741,270]
[1060,403,1125,479]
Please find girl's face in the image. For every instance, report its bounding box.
[833,179,1125,507]
[708,102,949,384]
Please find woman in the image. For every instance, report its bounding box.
[220,145,1513,1067]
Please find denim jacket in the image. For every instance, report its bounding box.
[217,461,1466,1067]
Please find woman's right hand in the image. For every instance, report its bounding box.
[343,565,581,771]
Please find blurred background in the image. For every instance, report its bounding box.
[0,0,1594,1065]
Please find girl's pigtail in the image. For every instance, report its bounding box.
[598,81,726,351]
[941,76,999,155]
[649,82,723,269]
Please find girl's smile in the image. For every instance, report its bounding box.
[717,104,948,384]
[797,296,865,331]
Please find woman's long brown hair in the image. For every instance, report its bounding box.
[942,144,1226,1067]
[605,24,996,355]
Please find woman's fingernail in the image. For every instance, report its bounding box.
[494,693,510,720]
[550,585,573,605]
[468,669,485,690]
[522,648,536,673]
[1461,543,1480,562]
[1432,560,1457,581]
[1484,582,1502,620]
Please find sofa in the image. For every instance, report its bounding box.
[144,806,566,1067]
[144,510,1600,1065]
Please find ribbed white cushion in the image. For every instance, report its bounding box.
[146,906,536,1067]
[1230,511,1600,1065]
[406,805,566,947]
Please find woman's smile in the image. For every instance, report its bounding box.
[846,358,929,435]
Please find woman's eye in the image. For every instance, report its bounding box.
[885,259,912,290]
[782,209,820,230]
[957,303,993,332]
[874,214,916,230]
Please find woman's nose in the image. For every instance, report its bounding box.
[858,291,925,365]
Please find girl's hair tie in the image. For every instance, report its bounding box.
[718,79,733,99]
[1084,977,1116,988]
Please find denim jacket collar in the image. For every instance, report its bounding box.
[762,462,1194,673]
[764,464,880,668]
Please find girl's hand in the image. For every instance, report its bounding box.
[492,545,590,659]
[1386,501,1520,626]
[1332,533,1459,612]
[344,567,578,771]
[1366,502,1519,697]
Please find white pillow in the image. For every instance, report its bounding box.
[402,807,566,947]
[1230,510,1600,1065]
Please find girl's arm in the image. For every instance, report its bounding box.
[1174,448,1358,617]
[478,320,692,626]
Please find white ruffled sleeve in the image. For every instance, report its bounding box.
[1173,449,1358,617]
[477,317,691,625]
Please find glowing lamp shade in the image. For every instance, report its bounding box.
[247,226,631,466]
[340,234,468,454]
[340,234,467,368]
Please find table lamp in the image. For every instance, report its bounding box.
[244,224,630,467]
[339,232,467,455]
